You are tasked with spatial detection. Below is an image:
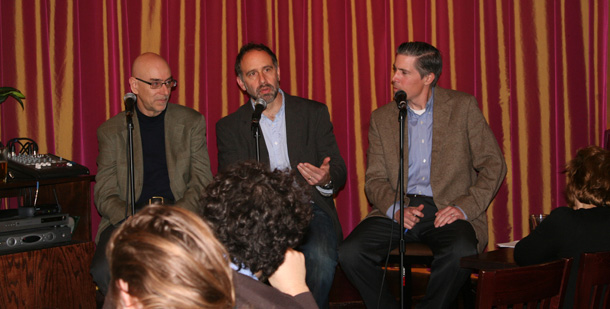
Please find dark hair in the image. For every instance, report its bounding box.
[564,145,610,208]
[235,43,279,78]
[396,41,443,87]
[199,161,312,281]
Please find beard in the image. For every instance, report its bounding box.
[255,83,279,103]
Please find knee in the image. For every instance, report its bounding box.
[303,244,338,271]
[447,232,478,259]
[338,239,362,269]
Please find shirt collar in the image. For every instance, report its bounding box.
[250,89,286,117]
[407,87,435,116]
[230,262,258,280]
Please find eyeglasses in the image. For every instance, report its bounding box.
[135,77,177,89]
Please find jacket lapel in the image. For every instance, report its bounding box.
[284,94,301,168]
[240,102,271,164]
[431,87,451,191]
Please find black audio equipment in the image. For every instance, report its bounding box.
[0,213,69,233]
[8,153,89,180]
[0,226,71,253]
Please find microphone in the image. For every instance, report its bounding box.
[394,90,407,110]
[124,93,136,116]
[251,98,267,124]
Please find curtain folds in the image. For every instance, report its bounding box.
[0,0,607,249]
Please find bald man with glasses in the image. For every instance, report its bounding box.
[90,52,213,297]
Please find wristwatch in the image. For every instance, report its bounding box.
[321,180,333,190]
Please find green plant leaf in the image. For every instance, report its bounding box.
[0,87,25,109]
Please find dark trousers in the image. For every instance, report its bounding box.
[90,225,115,296]
[338,197,477,309]
[298,202,339,309]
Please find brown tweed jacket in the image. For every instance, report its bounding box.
[94,103,213,242]
[364,87,506,252]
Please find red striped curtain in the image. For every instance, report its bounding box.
[0,0,607,249]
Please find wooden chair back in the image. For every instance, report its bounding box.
[475,258,572,309]
[574,251,610,309]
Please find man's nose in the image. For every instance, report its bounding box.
[160,83,171,94]
[258,73,268,85]
[391,71,400,82]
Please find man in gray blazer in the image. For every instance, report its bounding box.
[91,52,213,296]
[339,42,507,308]
[216,43,346,309]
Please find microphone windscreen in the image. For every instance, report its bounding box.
[255,98,267,109]
[394,90,407,103]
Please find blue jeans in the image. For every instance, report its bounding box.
[298,202,338,309]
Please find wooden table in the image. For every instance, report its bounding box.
[460,248,518,271]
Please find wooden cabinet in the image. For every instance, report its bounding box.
[0,175,94,241]
[0,176,96,307]
[0,241,96,308]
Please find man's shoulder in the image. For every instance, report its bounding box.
[98,111,127,134]
[285,93,325,109]
[371,101,398,118]
[217,103,250,128]
[166,103,204,120]
[434,87,476,105]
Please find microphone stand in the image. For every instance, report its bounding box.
[126,109,136,216]
[251,122,262,162]
[397,105,408,309]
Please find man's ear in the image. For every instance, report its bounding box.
[277,66,281,83]
[236,76,247,92]
[129,77,139,95]
[424,73,435,86]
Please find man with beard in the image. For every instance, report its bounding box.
[215,42,346,309]
[91,52,213,296]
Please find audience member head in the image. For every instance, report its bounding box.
[565,145,610,209]
[396,41,442,87]
[106,205,234,308]
[200,160,312,281]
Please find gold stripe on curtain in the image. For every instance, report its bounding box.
[514,0,531,238]
[51,1,71,155]
[350,2,366,217]
[140,1,162,54]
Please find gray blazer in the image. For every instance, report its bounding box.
[94,103,213,241]
[216,92,347,241]
[364,87,507,252]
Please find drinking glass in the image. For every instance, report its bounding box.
[529,214,548,231]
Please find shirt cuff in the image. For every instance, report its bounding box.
[316,185,333,197]
[386,202,401,220]
[455,205,468,220]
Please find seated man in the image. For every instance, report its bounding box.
[105,205,234,308]
[339,41,506,308]
[199,160,318,308]
[91,52,213,295]
[217,42,347,309]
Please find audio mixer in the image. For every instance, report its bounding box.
[8,153,89,180]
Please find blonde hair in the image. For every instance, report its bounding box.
[106,205,234,308]
[565,145,610,208]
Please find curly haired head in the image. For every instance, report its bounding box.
[565,145,610,208]
[106,205,234,308]
[199,161,312,281]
